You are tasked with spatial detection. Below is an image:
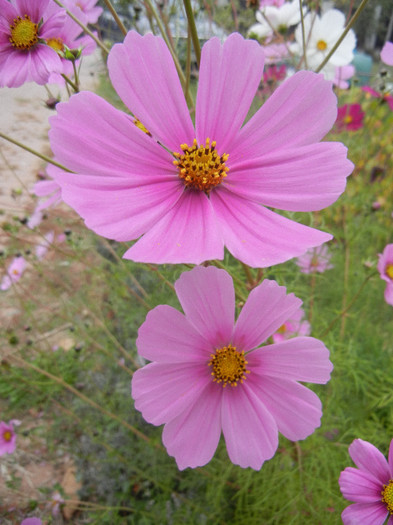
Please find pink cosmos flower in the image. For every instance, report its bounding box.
[0,0,66,87]
[335,104,365,132]
[131,265,333,470]
[0,420,17,455]
[48,491,64,516]
[339,438,393,524]
[21,519,42,525]
[1,256,27,291]
[63,0,103,24]
[49,31,352,267]
[333,65,355,89]
[377,243,393,306]
[381,41,393,66]
[263,64,286,84]
[295,245,333,274]
[35,231,55,260]
[272,306,310,343]
[260,0,285,7]
[362,86,393,112]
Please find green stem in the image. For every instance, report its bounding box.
[52,0,110,55]
[183,0,201,68]
[0,132,72,172]
[299,0,308,70]
[102,0,128,36]
[61,72,79,93]
[316,0,370,73]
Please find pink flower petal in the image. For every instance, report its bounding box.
[381,42,393,66]
[339,467,384,503]
[221,383,278,469]
[247,375,323,441]
[0,50,30,87]
[226,142,352,211]
[349,439,391,484]
[132,363,210,426]
[233,279,301,351]
[136,305,212,363]
[15,0,49,20]
[229,71,337,162]
[384,282,393,306]
[210,188,332,267]
[123,191,224,264]
[342,502,388,525]
[195,33,265,153]
[108,31,195,151]
[49,91,174,177]
[388,438,393,473]
[174,266,235,348]
[252,337,333,384]
[29,45,62,84]
[162,382,222,469]
[54,172,182,242]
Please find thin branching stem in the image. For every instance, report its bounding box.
[299,0,308,69]
[102,0,128,36]
[183,0,201,67]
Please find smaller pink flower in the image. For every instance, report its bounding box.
[339,437,393,524]
[272,307,310,343]
[0,421,17,455]
[362,86,393,112]
[35,231,55,260]
[381,41,393,67]
[260,0,285,7]
[27,208,43,230]
[377,243,393,306]
[295,245,333,274]
[33,170,62,213]
[333,65,355,89]
[63,0,103,24]
[336,104,365,132]
[21,519,42,525]
[263,64,286,84]
[1,256,27,291]
[48,491,64,517]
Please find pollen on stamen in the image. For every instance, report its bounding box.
[208,345,250,388]
[382,480,393,514]
[173,138,229,192]
[9,15,39,51]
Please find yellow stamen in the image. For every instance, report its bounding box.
[133,118,151,136]
[9,15,38,51]
[173,138,229,192]
[382,480,393,514]
[12,269,19,276]
[316,40,327,51]
[277,323,287,334]
[3,430,12,442]
[343,115,353,124]
[386,264,393,280]
[208,345,250,387]
[47,37,64,53]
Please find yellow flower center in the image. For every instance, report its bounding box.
[9,15,38,51]
[317,40,328,51]
[277,323,287,334]
[12,269,20,276]
[3,430,12,442]
[208,345,250,387]
[344,115,353,124]
[47,37,64,53]
[382,480,393,514]
[386,264,393,280]
[133,118,151,136]
[173,138,229,192]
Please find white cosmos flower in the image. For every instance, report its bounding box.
[291,9,356,73]
[251,0,305,38]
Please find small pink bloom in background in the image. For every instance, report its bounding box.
[35,231,55,260]
[132,266,333,470]
[335,104,365,132]
[381,41,393,66]
[33,168,62,213]
[263,64,287,84]
[377,243,393,306]
[362,86,393,112]
[272,307,310,343]
[50,31,353,268]
[64,0,103,24]
[0,0,66,87]
[1,256,27,291]
[296,245,333,274]
[262,43,289,64]
[339,437,393,524]
[27,208,43,230]
[21,519,42,525]
[49,491,64,516]
[0,420,17,455]
[333,65,355,89]
[260,0,285,8]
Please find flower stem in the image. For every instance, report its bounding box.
[299,0,308,70]
[183,0,201,68]
[316,0,370,73]
[102,0,128,36]
[61,73,79,93]
[0,132,72,172]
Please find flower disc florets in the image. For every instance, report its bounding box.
[386,264,393,280]
[382,480,393,514]
[9,15,38,50]
[208,345,250,387]
[173,138,229,192]
[47,37,64,53]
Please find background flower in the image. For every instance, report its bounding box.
[377,243,393,306]
[132,266,332,470]
[336,104,365,132]
[381,41,393,66]
[1,256,27,291]
[295,245,333,274]
[0,420,17,455]
[272,307,310,343]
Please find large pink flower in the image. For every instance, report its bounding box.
[339,438,393,524]
[0,420,17,455]
[377,243,393,306]
[0,0,66,87]
[49,31,352,267]
[131,266,333,470]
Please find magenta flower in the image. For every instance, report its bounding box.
[336,104,365,132]
[131,266,333,470]
[362,86,393,112]
[295,245,333,274]
[377,243,393,306]
[63,0,103,24]
[381,41,393,66]
[339,438,393,524]
[49,31,352,267]
[0,0,66,87]
[0,420,17,455]
[1,256,27,291]
[272,306,310,343]
[21,519,42,525]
